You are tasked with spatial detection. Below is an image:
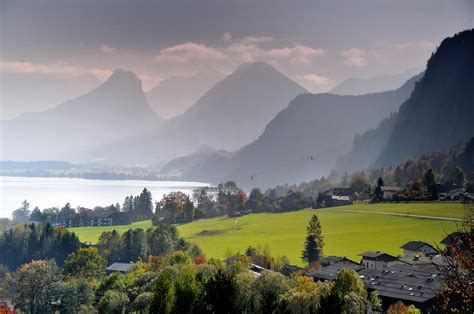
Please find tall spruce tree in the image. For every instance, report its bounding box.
[302,214,324,266]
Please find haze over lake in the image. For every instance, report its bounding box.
[0,176,210,218]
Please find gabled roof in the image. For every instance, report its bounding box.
[440,232,467,245]
[401,241,438,252]
[308,260,364,281]
[88,211,115,218]
[359,251,398,261]
[400,255,447,267]
[359,263,442,304]
[106,262,133,273]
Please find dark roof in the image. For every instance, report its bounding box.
[440,232,467,246]
[326,187,355,197]
[106,262,133,273]
[359,251,398,261]
[400,255,447,267]
[359,263,442,304]
[89,211,115,218]
[401,241,438,252]
[320,256,354,266]
[308,260,364,281]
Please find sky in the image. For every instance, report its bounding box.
[1,0,474,92]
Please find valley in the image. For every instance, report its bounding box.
[71,202,462,265]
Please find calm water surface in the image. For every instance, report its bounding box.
[0,176,211,218]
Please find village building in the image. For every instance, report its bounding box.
[380,186,403,200]
[106,262,133,274]
[440,231,467,256]
[359,263,442,312]
[359,251,399,270]
[316,188,354,207]
[86,211,114,227]
[399,254,447,267]
[400,241,439,258]
[307,257,364,282]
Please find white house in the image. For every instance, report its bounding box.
[400,241,439,258]
[381,186,402,200]
[359,251,399,270]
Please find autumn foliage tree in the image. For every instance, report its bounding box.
[438,203,474,313]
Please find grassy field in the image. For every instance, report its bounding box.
[70,202,464,265]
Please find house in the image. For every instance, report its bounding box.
[440,231,467,256]
[320,255,353,267]
[280,264,306,277]
[316,188,354,207]
[359,263,442,312]
[447,188,464,200]
[106,262,133,274]
[307,258,364,282]
[86,211,114,227]
[380,186,402,200]
[400,241,439,258]
[359,251,398,270]
[400,254,447,267]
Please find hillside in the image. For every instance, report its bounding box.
[170,73,422,189]
[331,68,422,95]
[146,68,226,118]
[338,29,474,172]
[0,69,162,161]
[98,62,307,165]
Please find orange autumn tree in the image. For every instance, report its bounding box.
[438,203,474,313]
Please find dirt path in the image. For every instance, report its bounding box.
[318,208,462,222]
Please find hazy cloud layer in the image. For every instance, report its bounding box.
[1,0,471,96]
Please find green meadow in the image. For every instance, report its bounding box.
[70,202,464,265]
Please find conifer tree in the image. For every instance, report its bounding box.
[302,214,324,266]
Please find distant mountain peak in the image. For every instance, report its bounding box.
[233,61,278,75]
[102,69,142,91]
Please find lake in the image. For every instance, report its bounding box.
[0,176,211,218]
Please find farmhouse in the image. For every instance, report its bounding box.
[400,241,439,258]
[359,263,442,312]
[440,231,468,256]
[316,188,354,207]
[399,254,447,267]
[86,211,114,227]
[359,251,398,270]
[380,186,402,200]
[106,262,133,274]
[307,257,364,281]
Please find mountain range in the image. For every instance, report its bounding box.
[162,72,423,189]
[94,62,308,165]
[0,69,161,161]
[337,29,474,173]
[146,68,226,119]
[330,68,422,96]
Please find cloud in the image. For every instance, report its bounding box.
[371,40,435,64]
[222,32,232,41]
[154,42,227,64]
[100,44,115,54]
[0,60,112,81]
[296,74,333,92]
[153,36,324,69]
[341,40,435,69]
[265,46,325,65]
[341,48,368,67]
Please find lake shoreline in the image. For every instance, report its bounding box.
[0,176,212,219]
